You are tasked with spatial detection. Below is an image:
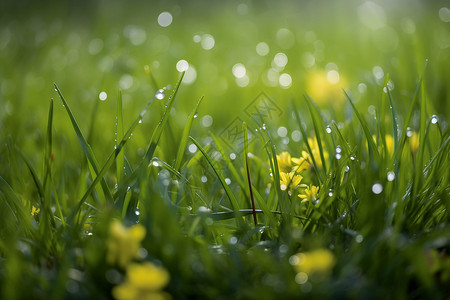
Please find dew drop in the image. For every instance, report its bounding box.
[155,89,165,100]
[350,156,355,161]
[225,178,231,185]
[201,176,207,183]
[328,190,334,197]
[336,146,342,153]
[193,112,199,118]
[326,126,332,133]
[138,119,143,124]
[387,171,395,181]
[262,123,267,130]
[431,115,439,124]
[372,183,383,194]
[335,153,342,160]
[229,153,236,160]
[345,165,350,172]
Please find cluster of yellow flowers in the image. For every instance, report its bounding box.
[274,137,324,202]
[107,220,171,300]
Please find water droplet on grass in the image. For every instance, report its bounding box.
[155,89,165,100]
[326,126,332,133]
[387,171,395,181]
[372,183,383,194]
[431,115,439,124]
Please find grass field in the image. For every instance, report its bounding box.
[1,0,449,299]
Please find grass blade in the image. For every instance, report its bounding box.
[243,122,257,226]
[54,83,113,204]
[174,96,204,170]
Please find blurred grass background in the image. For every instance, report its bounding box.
[1,0,449,169]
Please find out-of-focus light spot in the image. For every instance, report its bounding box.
[401,18,416,34]
[193,35,201,43]
[256,42,269,56]
[325,62,338,71]
[237,3,248,15]
[232,63,246,78]
[98,56,114,72]
[124,26,147,45]
[276,28,295,49]
[277,126,288,137]
[291,130,301,142]
[273,53,288,68]
[279,73,292,88]
[88,38,103,55]
[182,65,197,85]
[158,12,173,27]
[357,1,386,30]
[201,115,213,127]
[176,59,189,72]
[188,143,197,153]
[263,68,279,87]
[368,105,376,115]
[301,52,315,68]
[358,83,367,93]
[306,70,347,105]
[305,31,316,43]
[0,28,11,50]
[201,34,215,50]
[372,66,384,80]
[326,70,340,84]
[439,7,450,22]
[99,91,107,101]
[235,75,249,87]
[119,74,133,90]
[225,178,231,185]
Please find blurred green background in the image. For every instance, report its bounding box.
[1,0,449,168]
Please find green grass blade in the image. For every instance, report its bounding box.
[292,101,323,184]
[243,122,257,226]
[189,136,240,212]
[305,95,328,174]
[144,72,185,163]
[116,91,125,184]
[174,96,204,171]
[344,90,380,163]
[54,83,113,204]
[210,132,245,190]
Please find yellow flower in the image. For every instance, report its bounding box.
[306,70,347,106]
[302,138,328,168]
[112,262,171,300]
[31,206,40,216]
[291,248,335,276]
[107,220,146,268]
[408,132,419,155]
[276,151,293,173]
[291,156,310,173]
[280,171,303,191]
[298,185,319,203]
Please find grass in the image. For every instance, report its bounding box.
[1,0,450,299]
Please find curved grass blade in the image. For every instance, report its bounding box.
[116,91,125,184]
[305,95,328,174]
[174,96,204,171]
[144,72,185,163]
[54,83,112,204]
[189,136,240,213]
[344,90,380,163]
[243,122,257,226]
[292,101,323,184]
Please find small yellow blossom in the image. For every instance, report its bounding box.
[112,262,171,300]
[302,138,328,168]
[107,220,146,268]
[31,206,40,216]
[280,171,303,191]
[291,156,310,173]
[408,132,419,155]
[291,248,335,276]
[298,185,319,203]
[276,151,293,173]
